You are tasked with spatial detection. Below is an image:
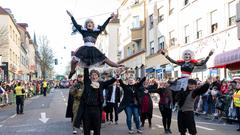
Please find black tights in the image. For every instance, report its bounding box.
[140,113,152,127]
[159,105,172,130]
[236,107,240,128]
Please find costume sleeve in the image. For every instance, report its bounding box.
[102,78,116,89]
[83,68,90,85]
[195,56,210,66]
[135,77,146,88]
[98,16,112,32]
[119,79,126,89]
[165,55,181,65]
[192,83,210,98]
[149,88,163,93]
[71,16,84,34]
[147,83,158,91]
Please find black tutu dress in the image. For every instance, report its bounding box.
[70,15,112,68]
[73,46,106,68]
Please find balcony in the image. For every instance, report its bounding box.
[131,26,144,41]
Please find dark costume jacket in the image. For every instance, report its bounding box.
[117,77,146,114]
[165,56,210,75]
[74,68,116,128]
[106,85,121,103]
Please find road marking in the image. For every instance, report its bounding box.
[39,112,49,124]
[0,125,2,127]
[42,104,45,107]
[153,114,215,131]
[63,98,66,102]
[156,124,164,128]
[196,125,215,131]
[10,114,16,118]
[0,114,17,123]
[65,103,67,106]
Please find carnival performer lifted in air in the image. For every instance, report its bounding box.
[66,10,123,79]
[158,49,214,91]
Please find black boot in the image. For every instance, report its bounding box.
[167,129,172,134]
[164,129,168,134]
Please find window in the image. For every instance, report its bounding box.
[184,0,189,6]
[229,0,237,26]
[211,10,218,33]
[169,0,174,15]
[169,30,176,46]
[149,14,154,29]
[158,7,164,23]
[132,16,140,29]
[174,71,178,78]
[132,44,136,54]
[150,41,154,55]
[184,25,190,43]
[136,40,141,51]
[127,47,132,56]
[196,18,203,39]
[158,36,165,49]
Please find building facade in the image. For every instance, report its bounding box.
[0,7,21,81]
[117,0,146,78]
[0,7,40,81]
[145,0,240,81]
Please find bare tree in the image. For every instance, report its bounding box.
[0,26,8,45]
[38,35,54,79]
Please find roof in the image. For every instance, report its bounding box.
[0,7,21,36]
[0,7,9,15]
[17,23,31,39]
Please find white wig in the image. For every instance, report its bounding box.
[84,18,95,28]
[182,49,195,59]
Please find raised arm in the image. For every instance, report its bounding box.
[118,79,127,89]
[102,78,116,89]
[67,10,83,34]
[195,49,214,66]
[98,13,114,32]
[83,68,91,85]
[149,87,163,93]
[192,83,210,98]
[165,55,181,65]
[158,49,180,65]
[135,77,146,88]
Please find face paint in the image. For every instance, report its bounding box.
[184,53,191,61]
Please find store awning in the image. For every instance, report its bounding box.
[213,48,240,68]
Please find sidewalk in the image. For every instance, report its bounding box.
[0,92,15,108]
[194,111,239,123]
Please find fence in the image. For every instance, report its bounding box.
[0,92,15,107]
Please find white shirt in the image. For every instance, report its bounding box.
[110,85,116,103]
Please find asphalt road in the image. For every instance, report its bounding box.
[0,88,239,135]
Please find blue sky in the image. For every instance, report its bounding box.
[0,0,120,75]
